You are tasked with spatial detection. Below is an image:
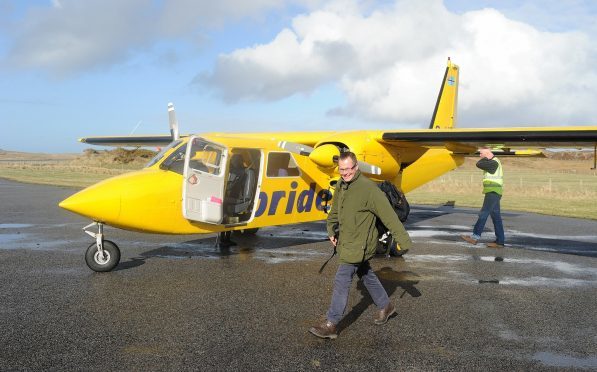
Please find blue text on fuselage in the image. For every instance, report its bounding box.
[254,182,332,217]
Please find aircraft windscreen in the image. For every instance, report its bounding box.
[145,140,183,168]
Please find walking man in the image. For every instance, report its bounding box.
[309,152,412,339]
[461,147,505,248]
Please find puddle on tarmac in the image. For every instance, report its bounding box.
[499,276,595,288]
[0,232,85,251]
[0,223,34,229]
[533,352,597,369]
[0,233,25,245]
[146,242,327,264]
[506,257,597,276]
[405,254,597,288]
[409,254,470,262]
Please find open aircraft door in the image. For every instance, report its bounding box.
[183,136,228,224]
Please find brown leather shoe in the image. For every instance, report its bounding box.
[309,320,338,339]
[486,242,504,248]
[460,235,478,245]
[374,302,396,325]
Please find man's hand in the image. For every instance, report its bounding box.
[329,236,337,247]
[479,148,492,159]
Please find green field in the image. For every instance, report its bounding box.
[0,148,153,188]
[408,157,597,219]
[1,150,596,219]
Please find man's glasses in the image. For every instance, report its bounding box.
[338,164,356,173]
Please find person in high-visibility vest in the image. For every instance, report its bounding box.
[461,147,505,248]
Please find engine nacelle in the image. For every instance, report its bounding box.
[314,131,401,180]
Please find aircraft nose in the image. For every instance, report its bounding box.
[59,181,121,223]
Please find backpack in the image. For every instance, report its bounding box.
[375,181,410,256]
[378,181,409,222]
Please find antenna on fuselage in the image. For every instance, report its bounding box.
[168,102,180,141]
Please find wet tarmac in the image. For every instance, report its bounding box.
[1,178,596,370]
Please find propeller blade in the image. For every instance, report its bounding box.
[167,102,180,141]
[278,141,314,156]
[357,161,381,175]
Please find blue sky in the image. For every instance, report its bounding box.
[1,0,596,153]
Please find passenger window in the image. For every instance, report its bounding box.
[267,152,299,177]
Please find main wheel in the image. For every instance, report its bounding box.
[85,240,121,272]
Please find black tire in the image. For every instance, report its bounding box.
[85,240,121,272]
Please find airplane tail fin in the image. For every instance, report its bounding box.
[429,58,459,129]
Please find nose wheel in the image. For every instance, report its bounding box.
[83,222,121,272]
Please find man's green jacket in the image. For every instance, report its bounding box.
[326,171,413,264]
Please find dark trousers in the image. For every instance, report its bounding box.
[326,261,390,324]
[473,192,505,245]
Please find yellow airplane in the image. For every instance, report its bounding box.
[59,59,597,272]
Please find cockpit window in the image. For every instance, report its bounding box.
[151,138,225,176]
[159,142,187,175]
[145,140,183,168]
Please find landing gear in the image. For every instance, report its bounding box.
[239,228,259,235]
[217,231,237,248]
[83,222,121,272]
[85,240,121,272]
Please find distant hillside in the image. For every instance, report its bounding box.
[0,149,78,160]
[544,149,596,161]
[0,148,157,165]
[79,148,157,165]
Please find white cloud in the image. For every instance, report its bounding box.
[2,0,319,77]
[4,0,157,76]
[4,0,597,127]
[158,0,285,34]
[201,0,597,126]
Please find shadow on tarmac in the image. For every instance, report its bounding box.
[337,264,422,333]
[114,230,329,271]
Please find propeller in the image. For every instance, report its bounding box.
[278,141,382,175]
[167,102,180,141]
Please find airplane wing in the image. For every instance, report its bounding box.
[212,131,338,148]
[79,135,185,147]
[379,126,597,153]
[79,102,185,147]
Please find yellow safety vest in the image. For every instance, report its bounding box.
[482,157,503,195]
